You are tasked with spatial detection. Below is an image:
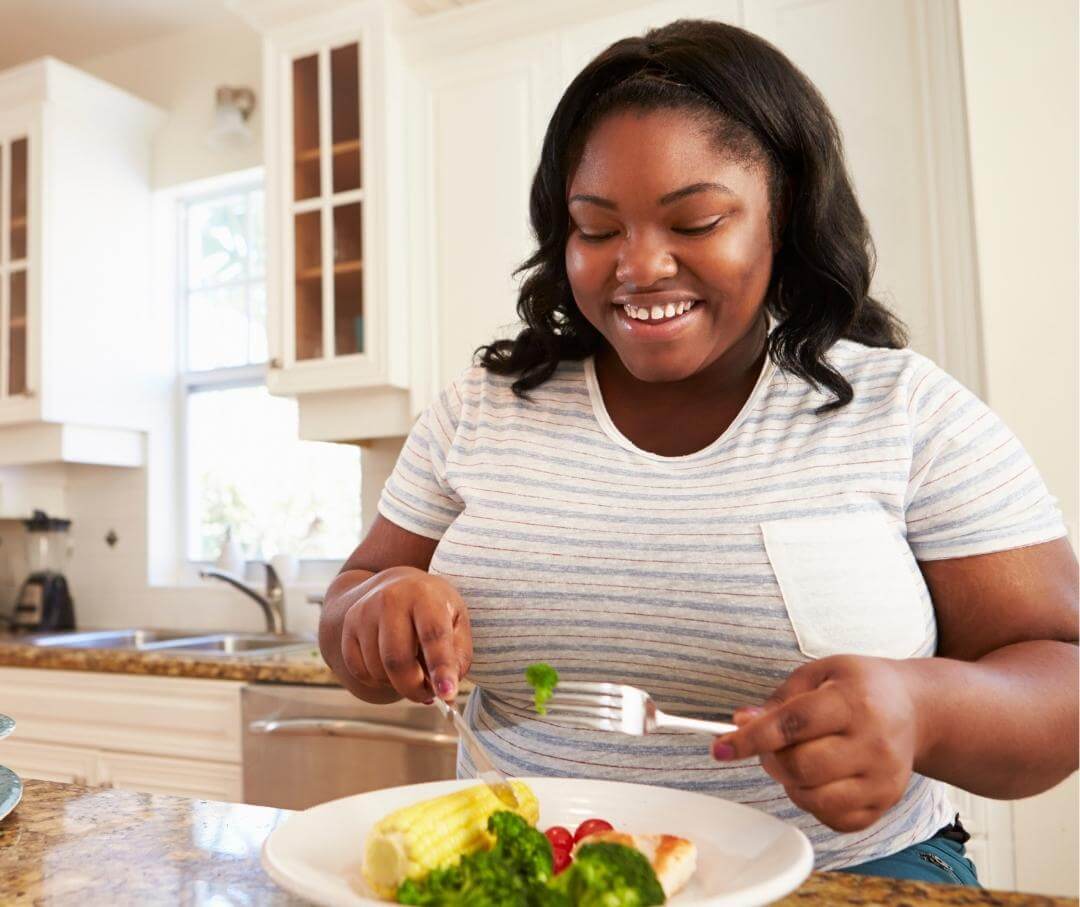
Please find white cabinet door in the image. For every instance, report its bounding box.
[254,3,410,399]
[96,751,243,802]
[412,34,562,389]
[1,739,98,786]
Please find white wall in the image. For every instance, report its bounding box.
[959,0,1079,897]
[959,0,1079,541]
[77,16,263,189]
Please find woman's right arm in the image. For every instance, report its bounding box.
[319,514,472,705]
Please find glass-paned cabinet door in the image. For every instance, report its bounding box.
[1,136,30,397]
[289,40,364,366]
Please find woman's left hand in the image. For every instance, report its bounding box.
[713,655,922,833]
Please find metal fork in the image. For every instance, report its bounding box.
[544,682,738,736]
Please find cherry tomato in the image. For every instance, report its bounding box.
[573,818,614,843]
[552,845,573,875]
[545,826,573,852]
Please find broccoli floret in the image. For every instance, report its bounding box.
[548,842,666,907]
[487,811,554,885]
[525,663,559,715]
[396,811,554,906]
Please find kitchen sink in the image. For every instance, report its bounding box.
[28,628,205,651]
[27,629,315,657]
[151,633,315,656]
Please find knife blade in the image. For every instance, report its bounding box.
[432,697,521,811]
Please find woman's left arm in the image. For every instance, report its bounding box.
[903,537,1077,797]
[715,537,1078,831]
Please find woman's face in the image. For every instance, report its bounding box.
[565,109,776,384]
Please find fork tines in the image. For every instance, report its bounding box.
[542,682,628,730]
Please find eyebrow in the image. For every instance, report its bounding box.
[567,181,735,210]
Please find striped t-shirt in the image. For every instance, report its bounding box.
[378,339,1065,870]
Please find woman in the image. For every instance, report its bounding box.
[320,20,1078,883]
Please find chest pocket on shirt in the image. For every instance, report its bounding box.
[761,514,934,660]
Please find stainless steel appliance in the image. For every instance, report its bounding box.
[241,684,459,809]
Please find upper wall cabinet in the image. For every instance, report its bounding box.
[234,0,412,426]
[0,58,162,467]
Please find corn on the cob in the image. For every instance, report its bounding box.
[361,781,539,899]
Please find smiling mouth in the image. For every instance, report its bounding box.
[618,298,701,325]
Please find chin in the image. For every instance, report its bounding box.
[618,349,703,384]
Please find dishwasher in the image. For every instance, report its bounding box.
[242,684,460,809]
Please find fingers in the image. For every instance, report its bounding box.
[414,599,463,701]
[761,735,866,789]
[785,778,884,833]
[717,683,852,760]
[380,604,429,702]
[339,572,471,703]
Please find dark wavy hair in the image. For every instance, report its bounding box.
[477,18,906,410]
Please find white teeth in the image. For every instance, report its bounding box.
[619,299,700,322]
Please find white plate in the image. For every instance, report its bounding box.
[262,777,813,906]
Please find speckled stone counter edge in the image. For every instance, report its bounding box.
[0,637,339,685]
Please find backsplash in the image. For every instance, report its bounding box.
[0,462,335,636]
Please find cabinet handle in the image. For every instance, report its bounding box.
[269,357,282,369]
[248,718,458,749]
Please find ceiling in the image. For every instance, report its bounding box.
[0,0,487,71]
[0,0,235,70]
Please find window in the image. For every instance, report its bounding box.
[179,179,361,563]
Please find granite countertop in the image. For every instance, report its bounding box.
[0,632,339,685]
[0,780,1073,907]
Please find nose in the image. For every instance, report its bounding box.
[614,230,677,288]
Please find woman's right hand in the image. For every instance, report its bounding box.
[339,565,472,703]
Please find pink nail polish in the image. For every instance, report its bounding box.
[423,699,435,705]
[741,706,764,719]
[713,742,736,761]
[437,679,455,697]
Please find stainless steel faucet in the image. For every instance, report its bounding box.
[199,563,286,635]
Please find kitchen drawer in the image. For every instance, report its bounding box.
[0,667,243,762]
[96,751,242,802]
[1,738,98,786]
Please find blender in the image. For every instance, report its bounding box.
[12,510,74,632]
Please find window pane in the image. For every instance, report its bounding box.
[249,189,266,278]
[248,284,268,364]
[187,286,250,371]
[186,192,249,290]
[187,385,361,562]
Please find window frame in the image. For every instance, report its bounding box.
[175,174,353,571]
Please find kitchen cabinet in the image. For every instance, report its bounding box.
[0,667,243,801]
[96,751,242,802]
[233,0,416,440]
[0,59,162,466]
[1,738,98,786]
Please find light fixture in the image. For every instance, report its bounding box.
[207,86,257,150]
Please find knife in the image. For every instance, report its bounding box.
[431,696,521,811]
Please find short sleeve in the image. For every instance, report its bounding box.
[377,374,468,541]
[904,359,1066,561]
